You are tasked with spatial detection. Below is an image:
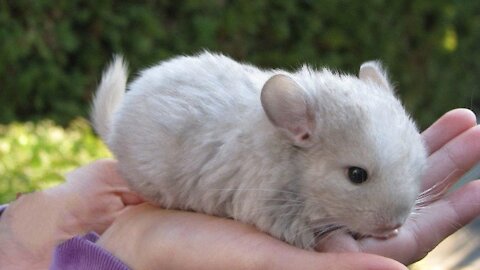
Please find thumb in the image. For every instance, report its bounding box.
[120,191,145,205]
[275,250,407,270]
[254,235,407,270]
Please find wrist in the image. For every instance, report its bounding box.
[0,189,76,266]
[43,185,90,236]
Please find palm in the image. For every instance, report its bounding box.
[318,109,480,264]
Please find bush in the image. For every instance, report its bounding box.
[0,0,479,128]
[0,119,110,203]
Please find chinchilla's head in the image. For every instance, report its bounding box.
[260,62,427,245]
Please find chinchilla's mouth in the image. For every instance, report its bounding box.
[347,230,366,240]
[313,223,401,243]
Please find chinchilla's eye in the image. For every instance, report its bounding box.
[347,167,368,184]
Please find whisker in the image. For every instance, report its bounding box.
[311,224,348,248]
[416,169,459,207]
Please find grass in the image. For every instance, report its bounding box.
[0,118,110,204]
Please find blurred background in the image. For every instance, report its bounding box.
[0,0,479,269]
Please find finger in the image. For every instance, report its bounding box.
[120,192,145,205]
[445,179,480,227]
[315,232,360,252]
[421,125,480,191]
[65,159,118,184]
[364,180,480,265]
[358,221,430,265]
[90,159,128,187]
[217,225,406,270]
[380,180,480,265]
[273,251,407,270]
[421,109,476,155]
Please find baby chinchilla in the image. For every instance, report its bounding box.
[91,52,427,250]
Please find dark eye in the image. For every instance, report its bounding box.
[347,167,368,184]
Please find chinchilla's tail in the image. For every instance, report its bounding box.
[91,55,128,143]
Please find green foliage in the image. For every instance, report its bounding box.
[0,0,479,128]
[0,119,110,204]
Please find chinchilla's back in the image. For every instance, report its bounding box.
[101,52,283,214]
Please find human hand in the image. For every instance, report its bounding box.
[97,109,479,269]
[98,204,406,270]
[317,108,480,264]
[49,159,144,235]
[0,159,143,269]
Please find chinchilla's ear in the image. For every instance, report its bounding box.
[261,74,315,148]
[359,61,393,92]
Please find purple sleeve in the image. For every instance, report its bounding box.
[0,204,7,216]
[50,232,131,270]
[1,203,130,270]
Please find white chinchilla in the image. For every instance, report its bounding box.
[91,52,427,249]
